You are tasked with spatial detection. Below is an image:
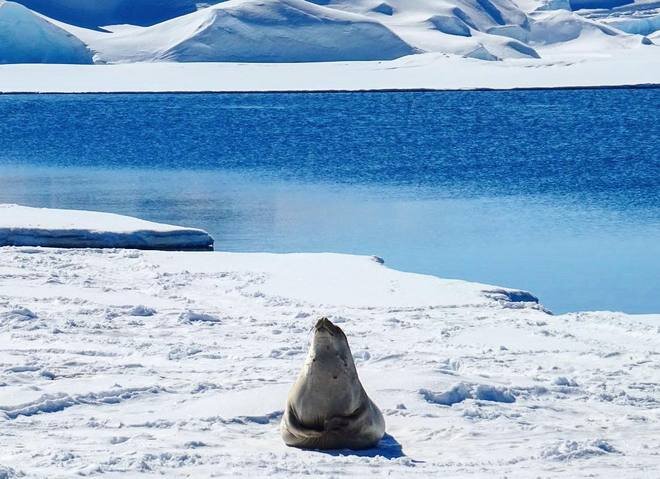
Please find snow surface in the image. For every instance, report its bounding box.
[0,0,657,87]
[53,0,657,63]
[0,205,214,251]
[2,0,658,64]
[0,47,657,93]
[579,0,660,35]
[0,245,658,477]
[85,0,415,63]
[0,1,92,64]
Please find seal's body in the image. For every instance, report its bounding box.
[281,317,385,450]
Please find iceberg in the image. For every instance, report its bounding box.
[0,1,92,64]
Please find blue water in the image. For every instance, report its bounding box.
[0,90,658,313]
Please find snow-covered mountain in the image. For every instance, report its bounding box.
[0,0,657,64]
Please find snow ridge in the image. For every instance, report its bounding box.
[420,382,516,406]
[0,386,163,420]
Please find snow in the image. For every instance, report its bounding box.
[528,9,619,44]
[85,0,415,63]
[579,0,660,36]
[0,241,658,477]
[297,0,651,59]
[427,14,473,37]
[0,46,657,93]
[420,383,516,405]
[0,0,657,87]
[605,15,660,35]
[0,0,657,91]
[0,1,92,64]
[5,0,660,64]
[0,205,214,251]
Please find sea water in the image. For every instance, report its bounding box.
[0,90,658,313]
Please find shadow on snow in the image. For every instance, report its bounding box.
[316,434,407,460]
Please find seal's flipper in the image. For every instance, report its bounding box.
[324,416,350,432]
[282,406,323,443]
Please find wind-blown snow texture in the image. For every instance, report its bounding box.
[0,244,658,476]
[0,205,214,251]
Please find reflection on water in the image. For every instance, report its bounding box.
[0,90,658,313]
[1,166,657,314]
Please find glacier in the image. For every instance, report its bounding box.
[1,0,657,64]
[0,0,657,89]
[0,1,92,64]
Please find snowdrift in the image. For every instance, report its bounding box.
[528,9,619,44]
[0,205,214,251]
[0,1,92,64]
[91,0,415,63]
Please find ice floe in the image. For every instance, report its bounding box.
[0,204,214,251]
[0,242,658,476]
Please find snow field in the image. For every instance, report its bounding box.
[0,247,658,477]
[0,47,657,93]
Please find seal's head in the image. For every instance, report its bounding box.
[302,317,360,405]
[310,317,351,365]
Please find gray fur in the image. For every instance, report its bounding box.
[281,317,385,450]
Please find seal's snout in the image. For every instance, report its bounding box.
[314,317,335,334]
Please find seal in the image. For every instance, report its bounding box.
[281,317,385,450]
